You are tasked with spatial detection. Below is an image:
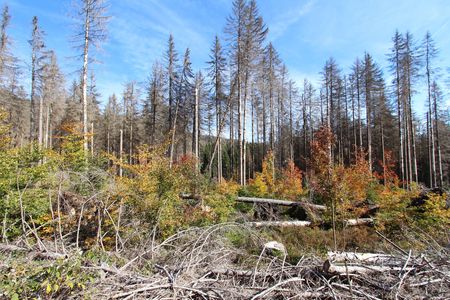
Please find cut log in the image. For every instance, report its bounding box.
[246,221,312,228]
[344,218,373,226]
[327,251,399,263]
[210,268,263,277]
[264,241,287,254]
[237,196,327,211]
[323,259,414,275]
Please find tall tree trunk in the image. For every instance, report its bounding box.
[81,8,90,153]
[381,114,386,185]
[119,129,123,177]
[433,93,443,187]
[193,87,199,171]
[356,66,362,149]
[408,92,418,183]
[91,122,94,158]
[426,53,436,187]
[365,86,372,170]
[44,104,50,149]
[169,95,180,169]
[38,95,44,149]
[289,82,293,162]
[427,112,433,186]
[30,52,36,142]
[395,49,404,187]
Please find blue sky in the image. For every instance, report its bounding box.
[4,0,450,113]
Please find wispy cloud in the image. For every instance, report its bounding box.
[108,0,209,74]
[268,0,315,41]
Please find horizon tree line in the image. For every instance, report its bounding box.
[0,0,449,188]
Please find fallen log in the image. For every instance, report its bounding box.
[0,243,28,252]
[210,268,263,277]
[327,251,399,263]
[0,243,66,260]
[323,259,414,275]
[246,220,312,228]
[344,218,373,226]
[237,196,327,211]
[179,193,202,201]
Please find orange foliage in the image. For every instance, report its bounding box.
[309,126,334,177]
[336,150,377,214]
[277,160,303,200]
[375,150,399,188]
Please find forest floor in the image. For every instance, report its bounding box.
[1,222,449,299]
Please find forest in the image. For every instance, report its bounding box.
[0,0,449,299]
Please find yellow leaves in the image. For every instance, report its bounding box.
[248,153,304,201]
[277,160,303,200]
[46,282,52,294]
[248,151,275,197]
[251,174,268,196]
[422,193,450,228]
[217,179,240,197]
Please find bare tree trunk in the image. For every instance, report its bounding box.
[242,83,247,185]
[216,86,222,182]
[351,81,356,158]
[393,48,405,187]
[251,92,255,178]
[38,95,44,149]
[169,96,180,169]
[91,122,94,157]
[194,87,199,171]
[365,88,372,170]
[356,63,362,149]
[119,129,123,177]
[427,64,436,187]
[405,104,411,186]
[230,98,234,179]
[44,104,50,149]
[262,93,266,156]
[302,93,307,164]
[434,94,443,187]
[107,131,110,156]
[30,54,36,142]
[427,112,433,186]
[289,81,294,162]
[408,92,418,183]
[381,116,386,185]
[81,8,90,153]
[238,83,244,185]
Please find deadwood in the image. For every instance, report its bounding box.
[237,196,327,211]
[246,220,312,227]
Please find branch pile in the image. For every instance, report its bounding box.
[1,223,448,299]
